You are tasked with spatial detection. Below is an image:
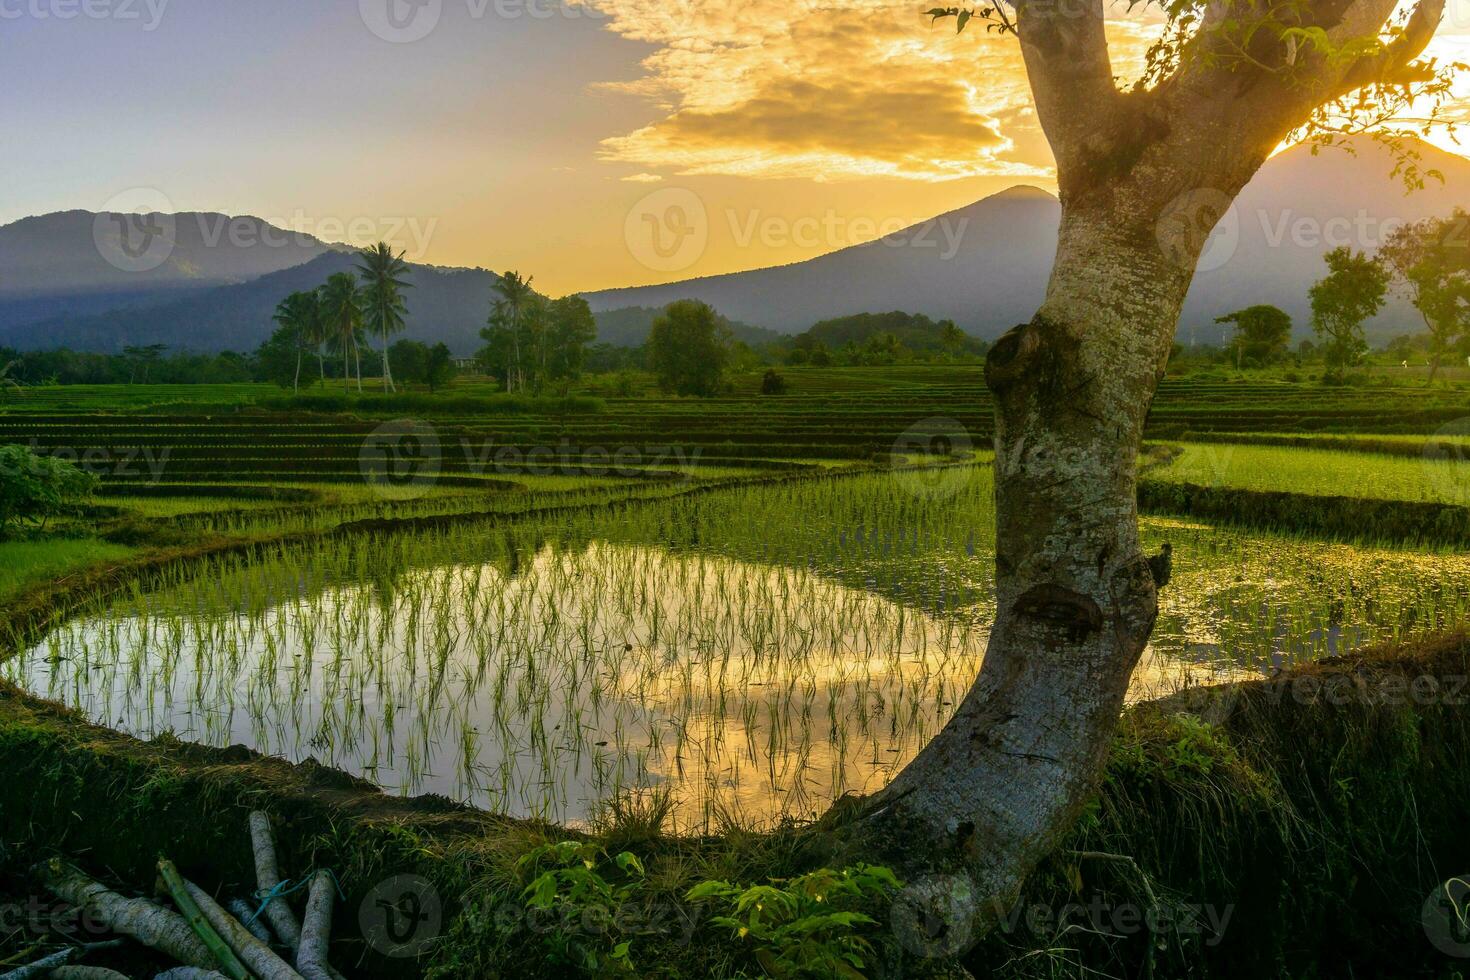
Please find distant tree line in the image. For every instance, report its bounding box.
[1204,208,1470,384]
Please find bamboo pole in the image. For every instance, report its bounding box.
[155,860,251,980]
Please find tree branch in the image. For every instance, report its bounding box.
[1014,0,1125,184]
[1337,0,1446,92]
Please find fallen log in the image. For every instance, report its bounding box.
[227,898,274,945]
[294,871,338,980]
[39,863,212,970]
[248,811,302,951]
[50,967,130,980]
[0,940,123,980]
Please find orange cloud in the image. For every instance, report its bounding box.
[585,0,1165,181]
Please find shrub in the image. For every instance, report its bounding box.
[0,444,97,537]
[761,369,789,395]
[687,864,901,979]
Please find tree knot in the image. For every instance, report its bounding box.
[1011,584,1103,643]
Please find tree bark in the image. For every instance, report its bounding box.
[851,201,1197,933]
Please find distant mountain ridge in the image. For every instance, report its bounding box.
[585,185,1060,336]
[3,137,1468,353]
[584,138,1470,342]
[0,251,503,355]
[0,210,337,333]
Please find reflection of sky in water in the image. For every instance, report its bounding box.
[8,513,1470,829]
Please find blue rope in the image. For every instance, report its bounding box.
[247,869,346,927]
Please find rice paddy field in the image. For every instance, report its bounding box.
[5,369,1470,977]
[11,463,1470,833]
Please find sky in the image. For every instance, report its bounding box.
[6,0,1470,295]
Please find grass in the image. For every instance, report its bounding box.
[1155,441,1470,504]
[0,537,135,603]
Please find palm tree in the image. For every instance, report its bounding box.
[356,242,412,393]
[493,271,534,393]
[306,288,329,386]
[321,272,365,393]
[271,291,320,393]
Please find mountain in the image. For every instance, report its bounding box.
[1181,138,1470,344]
[584,138,1470,342]
[0,252,502,355]
[5,136,1468,354]
[585,185,1060,336]
[0,211,335,332]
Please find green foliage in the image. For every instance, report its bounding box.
[254,322,304,390]
[515,840,645,975]
[388,340,457,392]
[1215,305,1292,367]
[687,865,901,979]
[0,444,97,537]
[480,278,596,395]
[1311,247,1389,382]
[794,311,983,365]
[760,368,788,395]
[1379,210,1470,380]
[648,300,731,397]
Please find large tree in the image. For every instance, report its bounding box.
[491,271,536,393]
[848,0,1458,941]
[1310,246,1390,381]
[1380,209,1470,382]
[648,299,731,397]
[357,242,413,393]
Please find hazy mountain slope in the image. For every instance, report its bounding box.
[6,137,1467,354]
[585,186,1060,336]
[0,252,502,355]
[585,139,1470,341]
[0,210,335,331]
[1181,138,1470,343]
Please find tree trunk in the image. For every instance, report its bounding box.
[294,348,301,394]
[852,203,1194,935]
[382,323,395,393]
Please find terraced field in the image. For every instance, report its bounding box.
[5,370,1470,978]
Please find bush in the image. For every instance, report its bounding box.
[0,444,97,537]
[761,369,789,395]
